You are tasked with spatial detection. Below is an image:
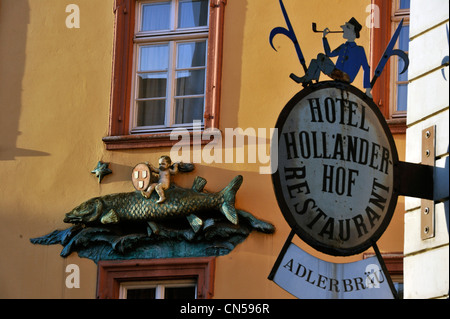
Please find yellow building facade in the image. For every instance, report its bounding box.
[1,0,408,299]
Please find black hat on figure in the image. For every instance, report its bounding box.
[347,17,362,38]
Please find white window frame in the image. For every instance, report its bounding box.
[119,279,198,299]
[131,0,209,134]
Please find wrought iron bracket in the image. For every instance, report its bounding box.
[394,126,436,240]
[394,161,434,200]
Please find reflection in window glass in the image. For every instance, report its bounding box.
[122,280,197,299]
[177,41,207,68]
[175,98,204,124]
[398,25,409,53]
[174,40,207,124]
[176,70,206,96]
[396,84,408,112]
[127,288,156,299]
[399,0,410,10]
[178,0,209,29]
[133,1,209,131]
[138,73,167,99]
[165,286,197,299]
[140,44,169,72]
[137,100,166,126]
[141,2,171,31]
[396,25,409,112]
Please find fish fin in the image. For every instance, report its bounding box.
[192,176,207,192]
[203,218,215,230]
[187,214,203,233]
[237,210,275,233]
[100,209,119,224]
[147,221,160,235]
[220,203,238,225]
[219,175,243,225]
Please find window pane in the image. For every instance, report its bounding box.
[137,100,166,126]
[164,286,196,299]
[138,73,167,98]
[175,98,204,124]
[140,44,169,72]
[397,84,408,112]
[397,25,409,82]
[141,2,171,31]
[178,0,208,29]
[399,25,409,52]
[396,24,409,112]
[126,288,156,299]
[399,0,410,9]
[177,41,207,68]
[176,69,205,96]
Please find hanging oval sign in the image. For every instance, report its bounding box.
[272,82,399,256]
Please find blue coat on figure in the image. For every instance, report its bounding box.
[291,17,372,97]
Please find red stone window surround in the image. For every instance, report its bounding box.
[103,0,226,150]
[97,257,216,299]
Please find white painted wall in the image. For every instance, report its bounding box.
[404,0,449,299]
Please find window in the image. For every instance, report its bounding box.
[120,279,197,299]
[390,0,410,118]
[104,0,226,149]
[97,257,215,299]
[132,0,209,133]
[371,0,410,133]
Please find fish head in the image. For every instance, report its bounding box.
[63,198,103,224]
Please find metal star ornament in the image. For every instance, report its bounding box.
[91,161,112,183]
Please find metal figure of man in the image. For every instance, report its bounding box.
[290,17,372,97]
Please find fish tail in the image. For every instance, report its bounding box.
[219,175,243,224]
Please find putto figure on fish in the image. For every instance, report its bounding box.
[140,155,179,204]
[64,174,243,235]
[66,158,245,235]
